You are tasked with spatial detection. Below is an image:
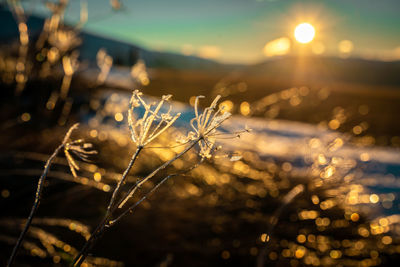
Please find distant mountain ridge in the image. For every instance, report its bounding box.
[1,7,400,87]
[248,56,400,87]
[0,7,230,70]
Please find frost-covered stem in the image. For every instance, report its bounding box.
[75,165,199,264]
[73,138,201,267]
[7,124,79,267]
[118,137,200,208]
[111,156,206,226]
[72,214,108,266]
[72,147,142,266]
[106,146,143,215]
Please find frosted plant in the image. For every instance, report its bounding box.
[181,95,250,158]
[117,95,234,208]
[7,123,95,267]
[7,0,29,94]
[117,95,250,212]
[1,217,121,266]
[106,90,181,214]
[76,0,88,29]
[37,0,83,52]
[190,95,231,157]
[130,59,149,85]
[48,29,82,53]
[60,51,79,99]
[72,93,248,266]
[64,139,97,178]
[72,91,182,266]
[121,94,249,203]
[105,90,181,214]
[96,49,113,85]
[128,90,181,147]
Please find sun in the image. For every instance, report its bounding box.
[294,23,315,44]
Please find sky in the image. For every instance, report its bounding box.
[28,0,400,64]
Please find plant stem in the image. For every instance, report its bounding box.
[106,146,142,215]
[7,124,79,267]
[72,146,143,266]
[72,138,200,266]
[72,215,108,266]
[111,155,206,226]
[117,138,200,209]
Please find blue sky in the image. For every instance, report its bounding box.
[28,0,400,63]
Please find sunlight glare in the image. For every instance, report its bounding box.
[263,37,291,57]
[294,23,315,44]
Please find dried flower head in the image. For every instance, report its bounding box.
[128,90,181,147]
[64,133,97,178]
[175,95,227,157]
[130,59,149,86]
[180,95,250,158]
[49,29,82,52]
[60,51,79,99]
[96,49,113,85]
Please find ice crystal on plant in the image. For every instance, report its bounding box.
[128,90,181,147]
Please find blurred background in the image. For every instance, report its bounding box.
[1,0,400,266]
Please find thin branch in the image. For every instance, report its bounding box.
[72,147,206,267]
[71,145,144,267]
[72,92,236,266]
[7,123,79,267]
[72,138,201,267]
[110,156,207,226]
[117,138,200,209]
[106,146,142,215]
